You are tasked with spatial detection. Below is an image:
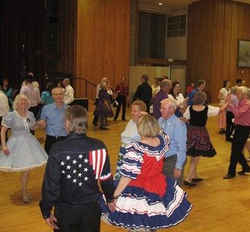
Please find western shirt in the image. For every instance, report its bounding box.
[40,103,67,136]
[158,115,187,169]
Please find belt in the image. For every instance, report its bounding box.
[47,135,66,140]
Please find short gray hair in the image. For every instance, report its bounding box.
[160,98,177,111]
[66,105,88,134]
[160,79,172,88]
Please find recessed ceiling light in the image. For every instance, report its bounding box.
[158,2,163,6]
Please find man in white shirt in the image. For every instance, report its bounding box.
[0,90,9,118]
[63,78,74,104]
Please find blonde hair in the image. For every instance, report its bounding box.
[247,88,250,99]
[237,86,248,96]
[13,94,31,110]
[137,114,160,138]
[132,100,147,111]
[100,78,107,89]
[32,81,39,88]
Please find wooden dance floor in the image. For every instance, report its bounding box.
[0,113,250,232]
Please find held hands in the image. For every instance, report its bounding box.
[45,215,59,230]
[2,145,10,155]
[174,168,182,179]
[108,194,120,212]
[108,200,117,212]
[37,120,46,129]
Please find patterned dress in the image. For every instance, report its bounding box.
[185,105,217,157]
[114,119,140,183]
[101,134,191,230]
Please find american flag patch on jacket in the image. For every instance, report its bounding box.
[89,149,111,180]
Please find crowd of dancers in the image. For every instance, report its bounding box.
[0,74,249,232]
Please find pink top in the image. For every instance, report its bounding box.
[229,98,250,126]
[20,85,40,107]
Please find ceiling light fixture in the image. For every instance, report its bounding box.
[158,2,163,6]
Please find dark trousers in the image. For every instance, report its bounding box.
[145,101,151,113]
[29,105,39,119]
[29,105,40,135]
[54,202,101,232]
[162,155,184,185]
[226,111,235,140]
[114,95,127,120]
[93,99,99,126]
[45,135,66,154]
[228,125,250,175]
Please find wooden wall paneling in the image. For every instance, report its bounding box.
[188,0,250,102]
[188,4,195,83]
[113,0,130,87]
[122,0,131,86]
[57,0,77,75]
[211,0,224,97]
[207,0,215,91]
[104,0,115,84]
[223,0,232,84]
[113,1,123,86]
[231,3,238,82]
[76,0,130,99]
[202,0,212,85]
[187,6,193,84]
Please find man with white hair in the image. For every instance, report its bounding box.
[224,86,250,179]
[63,78,74,104]
[158,98,187,184]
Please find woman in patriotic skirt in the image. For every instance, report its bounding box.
[101,114,191,231]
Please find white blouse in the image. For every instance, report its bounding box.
[183,105,220,120]
[168,93,185,107]
[0,91,9,117]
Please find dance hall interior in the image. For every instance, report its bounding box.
[0,0,250,232]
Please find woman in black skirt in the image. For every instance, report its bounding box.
[183,91,226,186]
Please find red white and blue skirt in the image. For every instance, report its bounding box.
[100,177,191,230]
